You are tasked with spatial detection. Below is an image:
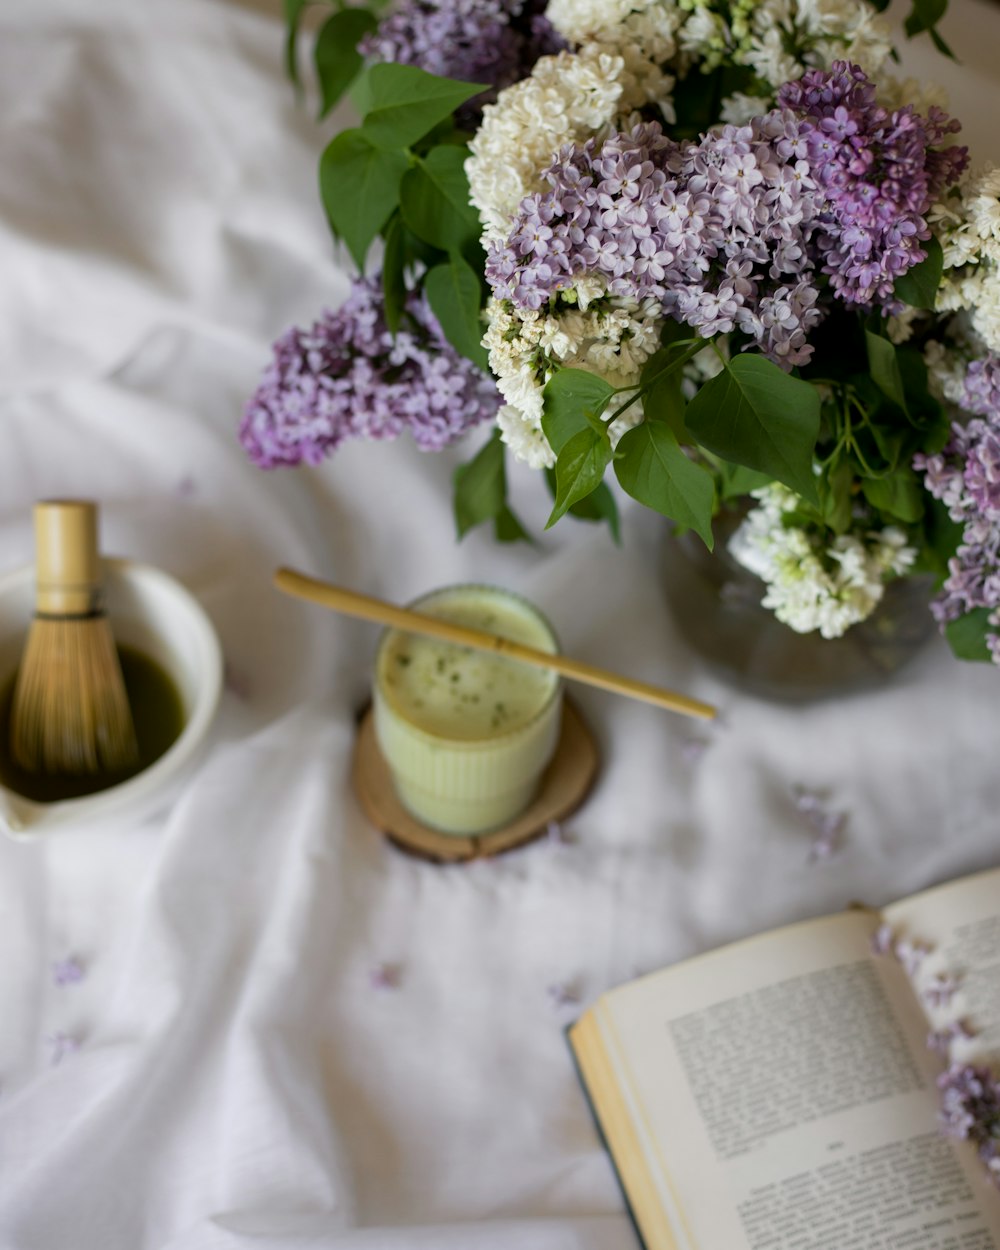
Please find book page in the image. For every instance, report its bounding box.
[885,867,1000,1063]
[591,910,1000,1250]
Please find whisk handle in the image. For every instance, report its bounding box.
[34,500,101,616]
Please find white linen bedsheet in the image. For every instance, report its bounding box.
[1,1,999,1246]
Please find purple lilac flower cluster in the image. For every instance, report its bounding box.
[360,0,562,122]
[778,64,967,305]
[487,63,966,366]
[938,1064,1000,1187]
[488,115,825,365]
[240,277,499,468]
[915,356,1000,662]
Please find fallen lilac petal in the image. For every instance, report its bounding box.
[369,962,402,990]
[546,820,576,846]
[547,981,581,1008]
[928,1019,976,1056]
[948,1018,976,1043]
[808,808,846,837]
[223,660,251,701]
[894,938,931,976]
[808,827,845,863]
[792,785,825,814]
[175,475,197,499]
[51,957,85,987]
[796,791,847,863]
[680,737,710,766]
[46,1033,81,1066]
[923,973,961,1008]
[871,922,895,956]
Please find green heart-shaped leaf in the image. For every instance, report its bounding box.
[541,370,616,456]
[358,64,481,150]
[424,253,489,371]
[545,428,612,529]
[614,422,715,548]
[319,130,409,271]
[401,146,482,255]
[685,355,820,504]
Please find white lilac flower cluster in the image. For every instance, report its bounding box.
[932,166,1000,356]
[676,0,892,90]
[728,484,917,639]
[451,4,683,246]
[484,283,661,467]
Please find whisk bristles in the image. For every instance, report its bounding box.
[10,614,139,775]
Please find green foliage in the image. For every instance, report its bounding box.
[861,468,925,523]
[904,0,955,58]
[614,421,715,549]
[283,0,314,87]
[639,343,690,437]
[546,428,612,528]
[671,64,758,142]
[915,496,965,579]
[865,328,908,414]
[543,470,621,541]
[541,369,615,455]
[946,608,993,662]
[356,64,481,150]
[314,8,377,118]
[453,431,529,543]
[717,460,773,501]
[894,236,944,310]
[381,213,407,333]
[896,345,940,420]
[685,354,821,504]
[349,62,377,116]
[454,430,505,538]
[319,130,408,270]
[400,145,481,253]
[819,457,855,534]
[493,505,532,544]
[285,0,392,94]
[424,254,489,370]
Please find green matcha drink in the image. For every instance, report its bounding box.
[373,585,562,835]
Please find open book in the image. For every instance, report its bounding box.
[569,867,1000,1250]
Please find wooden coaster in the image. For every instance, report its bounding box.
[351,699,599,863]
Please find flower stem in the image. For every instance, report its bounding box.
[606,338,709,425]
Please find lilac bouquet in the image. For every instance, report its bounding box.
[243,0,1000,665]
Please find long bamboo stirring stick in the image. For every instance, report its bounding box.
[274,568,717,722]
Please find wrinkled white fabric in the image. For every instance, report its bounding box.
[0,2,999,1247]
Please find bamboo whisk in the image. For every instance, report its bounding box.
[9,501,139,775]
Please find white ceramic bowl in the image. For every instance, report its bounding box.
[0,557,222,838]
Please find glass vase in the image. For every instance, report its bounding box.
[660,515,937,701]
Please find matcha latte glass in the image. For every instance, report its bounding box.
[373,585,563,835]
